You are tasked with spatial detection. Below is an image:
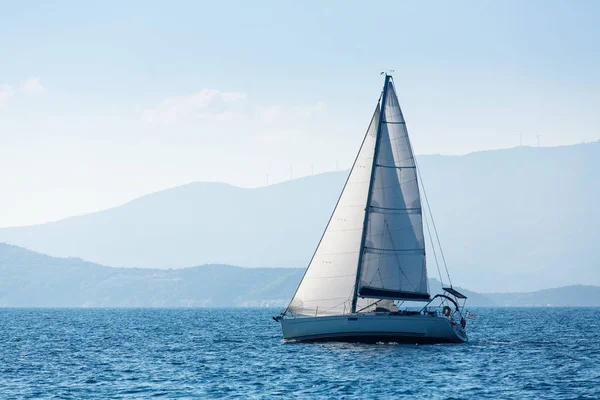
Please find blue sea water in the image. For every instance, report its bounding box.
[0,308,599,399]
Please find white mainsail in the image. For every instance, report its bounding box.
[287,76,428,317]
[357,80,428,301]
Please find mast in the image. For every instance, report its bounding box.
[351,74,391,313]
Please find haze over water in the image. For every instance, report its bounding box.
[1,308,598,399]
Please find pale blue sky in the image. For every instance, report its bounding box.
[1,0,599,227]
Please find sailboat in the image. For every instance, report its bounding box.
[274,74,469,343]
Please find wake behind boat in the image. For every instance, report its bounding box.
[275,74,469,344]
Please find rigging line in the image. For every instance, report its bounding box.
[381,133,413,158]
[414,156,452,287]
[370,205,421,211]
[398,177,419,186]
[282,102,381,316]
[375,164,416,169]
[423,210,443,287]
[378,135,410,144]
[384,219,418,292]
[364,247,425,253]
[366,225,421,236]
[371,180,418,191]
[356,299,384,313]
[318,298,352,314]
[374,272,418,284]
[373,152,390,287]
[397,155,416,164]
[386,113,402,119]
[421,256,428,293]
[377,267,384,288]
[376,151,388,286]
[369,217,385,288]
[370,210,421,216]
[375,169,418,180]
[391,72,453,288]
[367,152,387,290]
[386,129,413,167]
[367,268,377,286]
[383,106,402,117]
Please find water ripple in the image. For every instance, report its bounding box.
[0,308,599,399]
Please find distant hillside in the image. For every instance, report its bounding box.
[2,243,600,307]
[0,172,344,270]
[485,286,600,307]
[0,143,599,292]
[0,243,302,307]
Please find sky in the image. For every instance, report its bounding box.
[1,0,599,227]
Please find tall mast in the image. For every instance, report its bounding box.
[351,74,391,313]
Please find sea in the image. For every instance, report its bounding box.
[0,308,598,399]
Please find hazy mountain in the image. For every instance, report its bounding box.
[0,173,343,270]
[2,243,600,308]
[0,143,598,292]
[485,286,600,307]
[0,243,302,307]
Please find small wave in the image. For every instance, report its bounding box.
[472,340,516,345]
[212,338,243,344]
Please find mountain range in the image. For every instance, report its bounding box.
[0,142,598,293]
[1,243,599,307]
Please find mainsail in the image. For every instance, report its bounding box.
[287,76,428,317]
[357,79,428,302]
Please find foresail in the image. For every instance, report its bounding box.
[358,80,429,300]
[287,105,380,316]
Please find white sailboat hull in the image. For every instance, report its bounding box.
[280,313,467,344]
